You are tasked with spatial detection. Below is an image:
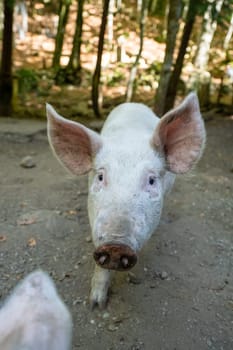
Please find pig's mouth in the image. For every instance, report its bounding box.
[93,243,137,271]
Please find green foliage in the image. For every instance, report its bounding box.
[5,0,15,9]
[146,61,162,75]
[148,0,167,17]
[217,0,233,28]
[105,69,125,87]
[55,67,83,85]
[1,0,233,116]
[16,68,38,100]
[136,62,161,88]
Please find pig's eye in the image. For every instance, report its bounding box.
[98,173,104,182]
[148,175,156,186]
[96,170,105,183]
[92,170,106,192]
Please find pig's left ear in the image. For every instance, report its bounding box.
[152,93,206,174]
[46,104,102,175]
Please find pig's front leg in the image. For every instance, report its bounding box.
[90,265,114,309]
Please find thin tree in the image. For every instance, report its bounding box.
[0,0,15,116]
[224,10,233,50]
[224,11,233,51]
[194,0,224,71]
[126,0,149,102]
[154,0,182,115]
[164,0,201,111]
[66,0,84,83]
[148,0,167,17]
[107,0,115,48]
[92,0,110,117]
[52,0,72,71]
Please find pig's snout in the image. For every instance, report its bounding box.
[93,243,137,271]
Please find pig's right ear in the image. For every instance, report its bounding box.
[46,104,102,175]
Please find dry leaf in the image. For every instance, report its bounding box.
[17,217,37,226]
[27,238,37,247]
[0,235,7,242]
[67,210,77,216]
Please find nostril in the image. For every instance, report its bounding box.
[121,256,129,269]
[120,254,137,270]
[94,252,110,266]
[99,254,108,265]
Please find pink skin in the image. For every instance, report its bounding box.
[47,93,206,308]
[0,270,72,350]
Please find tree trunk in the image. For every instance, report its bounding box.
[154,0,182,115]
[137,0,143,13]
[92,0,110,117]
[154,0,167,17]
[116,0,122,11]
[164,0,199,112]
[52,0,72,71]
[107,0,115,48]
[148,0,158,16]
[126,0,149,102]
[0,0,15,116]
[223,11,233,51]
[194,0,224,71]
[66,0,84,84]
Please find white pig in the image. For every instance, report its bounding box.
[0,270,72,350]
[47,92,206,308]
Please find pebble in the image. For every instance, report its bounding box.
[160,271,168,280]
[20,156,36,168]
[107,324,118,332]
[102,312,110,319]
[85,236,92,243]
[73,298,82,305]
[127,272,142,285]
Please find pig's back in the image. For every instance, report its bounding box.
[101,103,159,137]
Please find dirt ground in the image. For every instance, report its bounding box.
[0,112,232,350]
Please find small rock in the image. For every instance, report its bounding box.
[127,272,142,285]
[73,298,82,305]
[112,316,124,324]
[85,236,92,243]
[20,156,36,168]
[160,271,168,280]
[102,312,110,319]
[108,324,118,332]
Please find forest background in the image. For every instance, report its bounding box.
[1,0,233,121]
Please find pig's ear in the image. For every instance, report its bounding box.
[152,93,206,174]
[46,104,102,175]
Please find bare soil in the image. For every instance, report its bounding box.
[0,114,232,350]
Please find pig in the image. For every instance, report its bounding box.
[46,92,206,308]
[0,270,72,350]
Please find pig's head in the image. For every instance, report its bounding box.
[47,93,205,272]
